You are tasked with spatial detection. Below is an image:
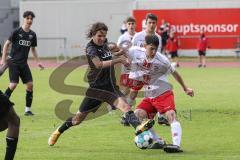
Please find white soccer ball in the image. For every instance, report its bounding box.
[134,131,153,149]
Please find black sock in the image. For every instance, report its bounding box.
[5,88,13,98]
[26,90,33,108]
[58,117,73,133]
[125,111,140,129]
[5,137,18,160]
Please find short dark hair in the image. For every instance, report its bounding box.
[126,16,136,23]
[87,22,108,38]
[146,13,158,22]
[23,11,35,18]
[145,35,159,47]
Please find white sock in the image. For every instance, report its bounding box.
[149,128,163,143]
[170,121,182,147]
[25,107,31,112]
[126,97,134,106]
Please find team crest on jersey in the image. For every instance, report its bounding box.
[29,34,33,39]
[143,59,152,69]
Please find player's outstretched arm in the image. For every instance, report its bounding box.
[171,71,194,97]
[92,56,129,69]
[0,40,11,65]
[31,47,44,70]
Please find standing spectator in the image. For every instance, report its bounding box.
[166,32,180,67]
[158,19,170,54]
[197,31,209,68]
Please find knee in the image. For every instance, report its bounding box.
[14,115,20,127]
[9,114,20,128]
[122,104,131,113]
[9,83,17,90]
[72,112,87,125]
[134,109,147,122]
[27,83,33,91]
[166,110,176,124]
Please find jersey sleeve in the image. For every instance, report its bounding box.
[86,46,98,60]
[8,30,17,43]
[162,54,175,74]
[117,35,123,46]
[167,61,176,74]
[31,33,37,47]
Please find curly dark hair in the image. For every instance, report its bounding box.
[87,22,108,38]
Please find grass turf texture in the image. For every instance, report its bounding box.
[0,67,240,160]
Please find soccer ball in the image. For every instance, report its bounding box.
[134,130,153,149]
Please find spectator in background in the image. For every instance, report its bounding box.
[166,32,180,67]
[120,21,127,34]
[158,19,170,54]
[197,31,209,68]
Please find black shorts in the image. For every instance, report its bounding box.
[79,85,124,113]
[0,91,14,118]
[198,51,206,56]
[9,63,33,83]
[170,51,179,58]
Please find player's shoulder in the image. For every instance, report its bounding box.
[29,29,37,35]
[86,40,98,55]
[129,46,145,56]
[12,27,22,34]
[129,46,144,51]
[155,32,162,39]
[155,52,169,62]
[133,30,145,38]
[118,33,125,40]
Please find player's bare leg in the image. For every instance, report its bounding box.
[121,89,138,126]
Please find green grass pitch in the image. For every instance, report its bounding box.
[0,67,240,160]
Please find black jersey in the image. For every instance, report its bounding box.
[8,27,37,64]
[86,40,117,87]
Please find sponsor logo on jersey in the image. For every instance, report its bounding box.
[19,40,31,47]
[18,34,23,38]
[101,51,112,59]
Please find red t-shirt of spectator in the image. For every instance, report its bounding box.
[197,37,208,51]
[166,38,179,52]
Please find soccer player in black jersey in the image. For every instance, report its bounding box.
[48,22,154,146]
[0,91,20,160]
[0,11,44,116]
[0,68,20,160]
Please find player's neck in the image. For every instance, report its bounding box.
[145,29,155,35]
[22,25,31,32]
[128,30,135,36]
[146,54,154,61]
